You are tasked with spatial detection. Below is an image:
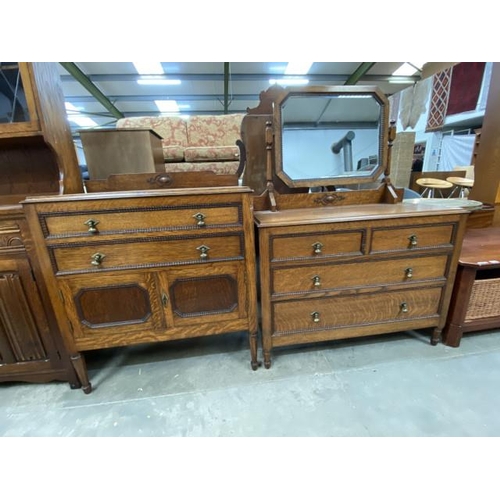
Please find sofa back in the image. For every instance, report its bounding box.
[186,114,244,147]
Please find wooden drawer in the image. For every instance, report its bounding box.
[273,287,443,335]
[271,229,364,261]
[40,204,242,238]
[272,254,449,295]
[371,223,455,253]
[50,234,243,274]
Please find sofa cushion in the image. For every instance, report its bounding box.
[163,145,185,162]
[165,161,240,175]
[184,145,239,162]
[186,114,244,147]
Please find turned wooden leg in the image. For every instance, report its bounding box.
[431,327,441,346]
[70,353,92,394]
[263,349,272,369]
[249,329,260,370]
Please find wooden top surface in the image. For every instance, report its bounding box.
[22,185,253,204]
[254,203,468,227]
[459,227,500,268]
[416,178,453,188]
[78,128,163,139]
[446,176,474,187]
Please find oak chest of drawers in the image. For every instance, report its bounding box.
[23,187,258,392]
[254,204,468,368]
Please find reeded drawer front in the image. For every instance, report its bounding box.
[271,229,364,261]
[273,287,443,335]
[371,224,454,253]
[50,234,243,274]
[41,204,241,238]
[272,254,449,294]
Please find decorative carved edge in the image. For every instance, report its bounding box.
[313,193,346,206]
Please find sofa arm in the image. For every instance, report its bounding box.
[235,139,246,178]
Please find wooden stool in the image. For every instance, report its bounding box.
[416,178,453,198]
[446,176,474,198]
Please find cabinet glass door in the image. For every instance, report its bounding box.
[0,62,30,124]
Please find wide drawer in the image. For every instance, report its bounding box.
[271,229,364,261]
[273,287,443,335]
[40,204,242,238]
[272,254,449,295]
[49,234,243,274]
[370,223,455,253]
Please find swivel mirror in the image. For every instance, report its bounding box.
[274,86,389,189]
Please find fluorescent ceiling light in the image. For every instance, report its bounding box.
[285,62,313,75]
[155,100,180,113]
[133,62,164,75]
[64,102,98,127]
[269,78,309,86]
[137,77,181,85]
[392,62,426,76]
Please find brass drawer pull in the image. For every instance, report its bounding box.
[400,302,409,313]
[405,267,413,279]
[408,234,418,247]
[312,242,323,254]
[193,212,206,227]
[311,311,321,323]
[90,252,105,266]
[197,244,210,260]
[312,275,321,287]
[84,219,100,234]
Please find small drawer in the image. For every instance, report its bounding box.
[41,204,242,238]
[272,254,449,295]
[271,229,364,262]
[50,234,243,274]
[371,224,455,253]
[273,287,443,335]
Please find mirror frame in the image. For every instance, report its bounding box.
[274,85,390,188]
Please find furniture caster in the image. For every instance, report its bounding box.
[82,383,93,394]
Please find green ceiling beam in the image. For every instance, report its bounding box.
[223,62,229,114]
[59,62,124,119]
[344,62,376,85]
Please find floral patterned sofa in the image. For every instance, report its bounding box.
[115,114,245,175]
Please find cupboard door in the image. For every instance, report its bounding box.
[0,62,40,135]
[58,271,166,350]
[164,262,246,327]
[0,258,49,364]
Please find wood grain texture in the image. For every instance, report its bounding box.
[24,189,259,382]
[257,207,468,367]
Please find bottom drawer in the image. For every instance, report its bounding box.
[273,287,443,335]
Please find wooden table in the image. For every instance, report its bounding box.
[443,227,500,347]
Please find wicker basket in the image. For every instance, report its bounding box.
[465,277,500,320]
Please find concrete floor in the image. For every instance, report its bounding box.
[1,328,500,437]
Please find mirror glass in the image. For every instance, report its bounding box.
[275,88,388,187]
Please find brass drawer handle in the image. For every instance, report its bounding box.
[400,302,409,313]
[408,234,418,247]
[405,267,413,279]
[312,275,321,287]
[90,252,105,266]
[197,244,210,260]
[84,219,100,234]
[312,242,323,254]
[311,311,321,323]
[193,212,206,227]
